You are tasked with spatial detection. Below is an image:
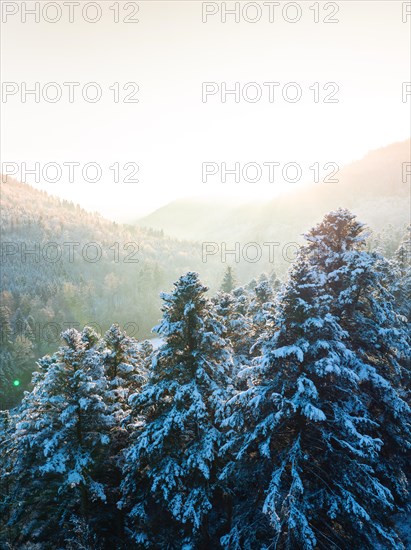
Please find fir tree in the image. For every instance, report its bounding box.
[303,209,411,506]
[222,211,410,549]
[268,269,281,291]
[221,266,236,293]
[391,226,411,322]
[247,279,276,356]
[121,272,233,548]
[99,324,149,547]
[0,304,12,349]
[0,304,34,408]
[0,410,15,547]
[212,290,252,376]
[0,351,14,409]
[101,323,148,422]
[6,327,114,547]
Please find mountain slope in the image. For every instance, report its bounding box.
[137,140,410,244]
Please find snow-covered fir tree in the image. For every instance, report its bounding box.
[0,410,15,548]
[101,323,149,422]
[221,211,410,549]
[247,278,277,356]
[391,226,411,322]
[98,324,150,546]
[267,270,281,292]
[5,328,115,547]
[212,290,252,377]
[303,209,411,507]
[121,272,233,548]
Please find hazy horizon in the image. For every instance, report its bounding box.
[2,1,410,220]
[2,137,410,224]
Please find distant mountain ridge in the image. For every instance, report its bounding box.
[136,140,410,244]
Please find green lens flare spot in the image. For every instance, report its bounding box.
[13,380,20,387]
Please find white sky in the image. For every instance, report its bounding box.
[1,1,410,220]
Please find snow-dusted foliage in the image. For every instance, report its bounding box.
[391,226,411,323]
[221,210,410,549]
[1,211,409,549]
[213,289,252,378]
[303,209,411,506]
[0,326,147,548]
[121,272,233,547]
[100,323,149,421]
[247,278,277,356]
[4,328,114,545]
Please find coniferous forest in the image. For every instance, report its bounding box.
[1,208,410,549]
[2,2,410,547]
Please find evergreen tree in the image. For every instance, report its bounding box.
[212,290,252,376]
[13,334,35,385]
[247,279,276,356]
[303,209,411,505]
[221,266,236,293]
[0,304,34,408]
[6,327,114,547]
[391,226,411,322]
[222,211,410,549]
[121,272,233,548]
[268,269,281,291]
[99,324,149,547]
[232,285,251,317]
[101,323,148,422]
[0,410,15,547]
[0,350,14,410]
[0,304,12,348]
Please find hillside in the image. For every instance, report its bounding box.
[137,140,410,245]
[0,177,210,404]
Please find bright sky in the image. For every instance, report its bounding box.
[1,1,410,220]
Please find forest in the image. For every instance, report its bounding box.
[1,208,410,549]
